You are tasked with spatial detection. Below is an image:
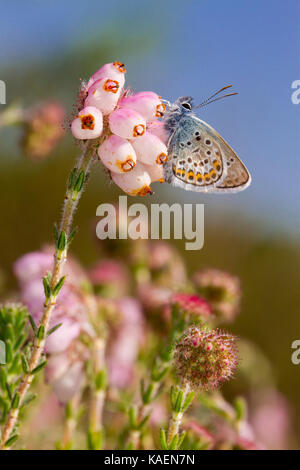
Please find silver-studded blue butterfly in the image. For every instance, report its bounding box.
[161,87,251,193]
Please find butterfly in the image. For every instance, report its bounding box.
[161,86,251,193]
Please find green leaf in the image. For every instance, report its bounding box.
[4,434,19,448]
[170,385,177,410]
[21,354,29,373]
[169,434,179,450]
[5,340,13,364]
[28,315,37,334]
[65,401,73,420]
[31,360,47,374]
[47,323,63,337]
[87,429,102,450]
[6,325,14,342]
[67,227,77,246]
[177,431,186,449]
[73,170,85,192]
[0,367,7,388]
[68,168,77,189]
[142,383,154,405]
[234,396,247,422]
[128,406,137,430]
[174,389,183,413]
[160,429,168,450]
[21,393,36,409]
[37,325,45,340]
[52,276,66,297]
[137,412,150,430]
[53,223,59,243]
[43,276,51,299]
[182,391,195,412]
[5,382,12,400]
[12,392,20,409]
[8,353,20,374]
[57,230,67,251]
[14,333,26,351]
[95,370,107,391]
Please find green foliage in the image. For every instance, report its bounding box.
[0,304,30,426]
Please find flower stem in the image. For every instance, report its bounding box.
[127,381,160,449]
[87,337,107,450]
[0,141,96,450]
[166,384,191,450]
[60,395,80,450]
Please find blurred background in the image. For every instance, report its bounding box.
[0,0,299,448]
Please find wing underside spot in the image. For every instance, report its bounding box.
[164,115,251,193]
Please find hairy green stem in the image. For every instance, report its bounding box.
[87,336,107,450]
[167,384,190,447]
[0,141,96,450]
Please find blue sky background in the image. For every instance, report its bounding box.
[2,0,300,232]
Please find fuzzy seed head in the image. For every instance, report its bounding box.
[174,326,238,391]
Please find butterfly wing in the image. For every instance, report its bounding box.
[164,115,251,193]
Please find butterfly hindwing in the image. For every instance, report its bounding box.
[164,115,251,193]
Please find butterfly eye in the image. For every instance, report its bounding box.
[182,102,192,110]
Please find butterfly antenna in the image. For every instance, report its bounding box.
[197,92,238,109]
[195,85,238,109]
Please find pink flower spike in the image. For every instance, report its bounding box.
[85,78,121,115]
[120,91,165,122]
[111,161,151,196]
[71,106,103,140]
[109,108,146,139]
[98,135,136,174]
[131,131,168,165]
[144,162,164,183]
[87,61,126,90]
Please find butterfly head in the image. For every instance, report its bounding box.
[162,96,194,133]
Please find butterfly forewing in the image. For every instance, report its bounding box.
[164,114,251,193]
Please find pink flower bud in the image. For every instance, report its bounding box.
[98,135,136,173]
[85,78,121,115]
[144,162,164,183]
[119,91,165,121]
[87,62,126,90]
[111,161,151,196]
[147,120,169,145]
[109,108,146,139]
[71,106,103,139]
[131,132,168,165]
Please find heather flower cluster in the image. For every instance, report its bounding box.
[14,250,92,403]
[0,235,289,450]
[71,62,168,196]
[0,61,292,451]
[193,268,241,322]
[0,100,66,160]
